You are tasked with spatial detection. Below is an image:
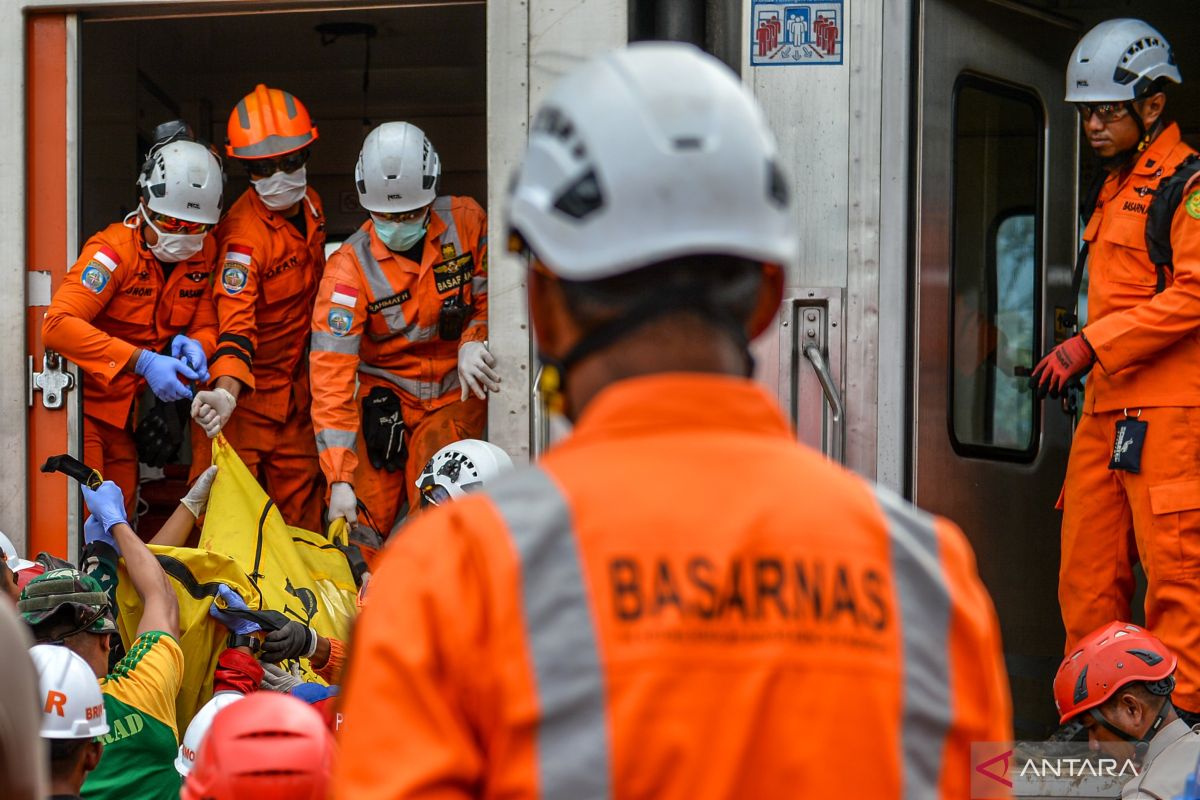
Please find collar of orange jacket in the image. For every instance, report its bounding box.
[571,373,793,440]
[1131,121,1183,177]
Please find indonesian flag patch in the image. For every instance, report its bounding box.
[331,283,359,308]
[92,245,120,273]
[224,243,253,266]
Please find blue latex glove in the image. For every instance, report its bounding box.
[170,335,210,382]
[209,584,261,636]
[292,682,339,704]
[134,350,198,402]
[81,481,128,535]
[83,514,119,554]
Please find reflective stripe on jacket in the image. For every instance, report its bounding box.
[310,195,487,485]
[210,187,326,422]
[334,373,1012,799]
[43,221,218,429]
[1082,123,1200,412]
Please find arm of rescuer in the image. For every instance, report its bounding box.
[43,238,144,382]
[459,197,489,347]
[1082,187,1200,373]
[81,481,180,640]
[930,512,1014,797]
[310,248,369,488]
[208,235,264,402]
[333,501,495,798]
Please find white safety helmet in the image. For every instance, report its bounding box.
[175,691,246,776]
[29,644,108,739]
[355,122,441,213]
[0,530,35,572]
[137,139,224,224]
[1066,18,1182,102]
[506,42,797,281]
[416,439,513,507]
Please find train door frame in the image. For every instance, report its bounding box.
[0,0,629,558]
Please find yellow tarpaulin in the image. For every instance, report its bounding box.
[116,435,356,729]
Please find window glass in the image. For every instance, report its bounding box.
[951,79,1042,456]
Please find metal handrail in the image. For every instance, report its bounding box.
[804,344,845,464]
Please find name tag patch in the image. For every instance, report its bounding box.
[366,290,411,314]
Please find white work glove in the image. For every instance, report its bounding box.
[260,662,303,694]
[181,465,218,518]
[458,340,500,401]
[191,387,237,438]
[327,481,358,525]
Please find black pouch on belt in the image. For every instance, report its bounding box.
[362,386,407,472]
[134,397,188,468]
[1109,413,1147,473]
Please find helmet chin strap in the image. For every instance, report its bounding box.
[1101,100,1162,172]
[537,289,755,418]
[1088,698,1174,762]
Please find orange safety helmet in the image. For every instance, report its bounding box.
[1053,621,1177,724]
[180,692,334,800]
[226,84,318,159]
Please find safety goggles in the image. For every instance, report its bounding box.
[147,211,212,235]
[372,205,430,224]
[244,147,310,178]
[1075,102,1132,124]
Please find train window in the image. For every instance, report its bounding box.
[950,77,1042,459]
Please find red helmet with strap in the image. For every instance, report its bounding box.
[180,692,334,800]
[1053,621,1176,724]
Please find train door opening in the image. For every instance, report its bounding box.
[30,2,486,553]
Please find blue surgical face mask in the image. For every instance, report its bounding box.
[373,213,428,252]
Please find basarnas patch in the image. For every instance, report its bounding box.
[433,254,474,294]
[328,307,354,336]
[80,263,110,294]
[222,264,249,295]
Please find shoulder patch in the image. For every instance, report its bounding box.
[80,263,110,294]
[224,243,253,266]
[328,307,354,336]
[92,245,121,273]
[222,264,248,295]
[1187,189,1200,220]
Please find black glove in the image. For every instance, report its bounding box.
[362,387,407,472]
[259,620,318,663]
[134,398,189,468]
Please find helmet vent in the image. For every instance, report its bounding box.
[1074,665,1089,704]
[673,136,702,150]
[768,161,789,208]
[1127,648,1164,666]
[553,169,604,220]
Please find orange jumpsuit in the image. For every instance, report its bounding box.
[1060,122,1200,710]
[43,222,218,523]
[335,374,1012,799]
[194,188,326,531]
[310,196,487,535]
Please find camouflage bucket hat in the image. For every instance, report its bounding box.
[18,567,117,636]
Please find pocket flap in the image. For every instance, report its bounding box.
[1150,479,1200,515]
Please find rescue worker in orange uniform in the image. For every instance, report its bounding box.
[190,85,326,532]
[310,121,494,535]
[1030,20,1200,722]
[43,136,222,525]
[334,43,1012,799]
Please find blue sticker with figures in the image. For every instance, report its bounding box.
[80,263,110,294]
[750,1,844,67]
[328,307,354,336]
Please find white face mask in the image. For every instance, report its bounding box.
[253,166,308,211]
[141,207,206,263]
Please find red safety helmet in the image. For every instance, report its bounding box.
[226,84,318,159]
[1053,621,1177,724]
[180,692,334,800]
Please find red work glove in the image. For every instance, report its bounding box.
[1030,335,1095,398]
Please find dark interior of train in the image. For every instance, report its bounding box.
[78,3,485,529]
